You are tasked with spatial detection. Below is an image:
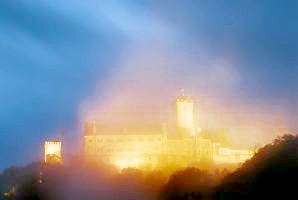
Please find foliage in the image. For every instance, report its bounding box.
[160,167,215,200]
[216,134,298,200]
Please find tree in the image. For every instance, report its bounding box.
[160,167,214,200]
[216,134,298,200]
[143,171,167,192]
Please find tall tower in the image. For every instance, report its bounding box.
[175,89,196,136]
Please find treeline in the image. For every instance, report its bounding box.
[161,134,298,200]
[1,134,297,200]
[0,161,44,199]
[214,134,298,200]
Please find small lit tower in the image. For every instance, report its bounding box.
[44,140,63,165]
[175,89,196,136]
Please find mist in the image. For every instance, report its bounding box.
[79,40,291,146]
[1,0,297,173]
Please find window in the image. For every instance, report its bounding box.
[148,137,154,142]
[107,138,113,142]
[97,138,103,142]
[138,138,144,142]
[88,139,93,143]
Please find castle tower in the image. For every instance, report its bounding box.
[175,89,196,136]
[44,140,63,165]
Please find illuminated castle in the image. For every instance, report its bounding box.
[83,91,254,170]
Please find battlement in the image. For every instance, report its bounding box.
[44,141,61,145]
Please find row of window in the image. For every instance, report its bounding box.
[87,137,162,143]
[96,146,161,153]
[112,156,161,162]
[214,155,250,160]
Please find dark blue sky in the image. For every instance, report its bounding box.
[0,0,297,170]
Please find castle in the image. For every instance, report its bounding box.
[83,92,255,170]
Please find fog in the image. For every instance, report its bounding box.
[79,41,290,146]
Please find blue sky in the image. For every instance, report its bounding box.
[0,0,297,170]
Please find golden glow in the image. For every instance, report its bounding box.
[44,140,62,164]
[219,148,231,155]
[81,91,270,170]
[176,98,194,129]
[84,130,253,170]
[112,157,141,170]
[191,130,196,136]
[213,143,254,164]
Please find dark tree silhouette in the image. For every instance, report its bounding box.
[160,167,214,200]
[215,134,298,200]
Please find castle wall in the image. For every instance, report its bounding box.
[84,132,253,169]
[83,92,256,169]
[84,134,164,169]
[167,138,196,168]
